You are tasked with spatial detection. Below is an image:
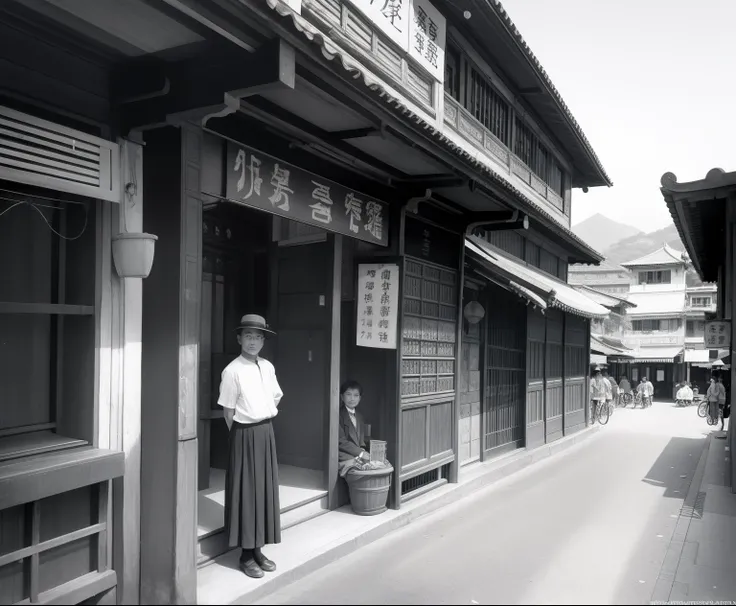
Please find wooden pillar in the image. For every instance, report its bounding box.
[727,194,736,492]
[140,125,201,604]
[584,319,591,426]
[96,139,144,604]
[327,234,342,509]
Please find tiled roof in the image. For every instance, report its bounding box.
[574,285,636,308]
[263,0,605,264]
[621,244,685,267]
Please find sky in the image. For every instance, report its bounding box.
[499,0,736,230]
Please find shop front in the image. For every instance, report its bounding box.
[0,75,132,606]
[463,235,608,452]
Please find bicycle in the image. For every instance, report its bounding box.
[591,399,612,425]
[706,402,724,427]
[619,392,634,408]
[697,400,708,418]
[634,392,652,409]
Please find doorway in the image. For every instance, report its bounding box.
[196,205,331,560]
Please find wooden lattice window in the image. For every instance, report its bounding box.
[401,259,457,397]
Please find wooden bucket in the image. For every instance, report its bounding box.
[345,465,394,516]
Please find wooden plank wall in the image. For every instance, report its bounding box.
[526,307,546,449]
[458,282,482,465]
[564,314,587,434]
[545,310,564,443]
[484,284,526,457]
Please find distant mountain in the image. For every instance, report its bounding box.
[604,222,704,287]
[604,223,682,265]
[573,213,642,252]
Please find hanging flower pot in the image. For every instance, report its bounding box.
[112,232,158,279]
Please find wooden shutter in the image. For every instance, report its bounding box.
[0,105,119,202]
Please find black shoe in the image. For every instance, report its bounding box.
[239,558,264,579]
[254,549,277,573]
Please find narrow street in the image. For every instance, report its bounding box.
[256,402,714,605]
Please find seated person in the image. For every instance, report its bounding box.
[338,380,388,477]
[676,382,694,402]
[619,376,631,394]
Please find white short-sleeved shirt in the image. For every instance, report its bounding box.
[217,355,283,424]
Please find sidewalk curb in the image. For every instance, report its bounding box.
[651,434,711,603]
[212,425,601,605]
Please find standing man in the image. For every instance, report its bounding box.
[603,370,618,406]
[219,314,283,579]
[590,368,609,423]
[718,375,728,431]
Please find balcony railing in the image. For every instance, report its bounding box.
[443,94,565,216]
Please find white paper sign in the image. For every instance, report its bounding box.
[357,263,399,349]
[349,0,410,50]
[348,0,446,82]
[409,0,446,81]
[705,321,731,348]
[657,369,665,382]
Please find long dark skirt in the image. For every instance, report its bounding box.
[225,419,281,549]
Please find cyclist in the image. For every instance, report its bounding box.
[637,376,653,407]
[619,375,632,406]
[590,368,610,423]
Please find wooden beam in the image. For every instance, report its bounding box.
[144,0,260,52]
[396,174,468,189]
[119,38,295,131]
[329,127,381,140]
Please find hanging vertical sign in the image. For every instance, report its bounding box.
[409,0,446,81]
[356,263,399,349]
[705,320,731,348]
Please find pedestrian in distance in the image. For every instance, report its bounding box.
[590,368,610,423]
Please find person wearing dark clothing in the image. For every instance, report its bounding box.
[338,380,370,474]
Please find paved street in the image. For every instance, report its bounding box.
[256,401,716,605]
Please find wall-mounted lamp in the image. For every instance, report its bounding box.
[112,232,158,279]
[463,300,486,324]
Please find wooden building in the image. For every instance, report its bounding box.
[661,168,736,488]
[0,0,610,603]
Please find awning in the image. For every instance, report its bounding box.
[591,334,633,357]
[466,236,609,319]
[623,347,684,363]
[684,349,710,363]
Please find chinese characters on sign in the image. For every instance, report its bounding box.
[351,0,410,49]
[409,0,445,80]
[349,0,445,82]
[225,142,389,246]
[705,320,731,348]
[356,263,399,349]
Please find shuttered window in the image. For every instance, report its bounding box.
[0,105,119,202]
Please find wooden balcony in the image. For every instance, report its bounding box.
[443,93,565,218]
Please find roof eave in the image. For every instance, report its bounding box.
[660,169,735,283]
[481,0,613,188]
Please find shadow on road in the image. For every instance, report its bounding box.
[641,436,707,499]
[612,435,707,604]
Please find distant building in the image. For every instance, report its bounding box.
[576,285,636,369]
[569,258,631,294]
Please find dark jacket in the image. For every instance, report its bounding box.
[338,405,366,462]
